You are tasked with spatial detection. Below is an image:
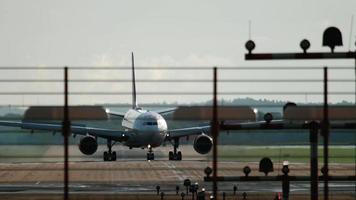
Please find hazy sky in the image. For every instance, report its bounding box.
[0,0,355,105]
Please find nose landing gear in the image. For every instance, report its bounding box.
[169,138,182,160]
[147,145,155,161]
[103,139,117,161]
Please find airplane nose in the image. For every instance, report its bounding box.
[144,131,163,147]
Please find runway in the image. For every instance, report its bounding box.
[0,145,354,199]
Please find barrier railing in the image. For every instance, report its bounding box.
[0,66,354,200]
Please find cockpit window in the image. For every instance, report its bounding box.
[143,122,158,126]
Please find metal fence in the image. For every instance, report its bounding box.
[0,66,355,200]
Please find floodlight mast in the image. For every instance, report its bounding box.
[243,26,356,200]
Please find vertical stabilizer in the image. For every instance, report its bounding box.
[131,52,138,109]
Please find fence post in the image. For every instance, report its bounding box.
[322,67,329,200]
[309,121,319,200]
[212,67,219,199]
[63,66,70,200]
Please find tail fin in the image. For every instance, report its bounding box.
[131,52,138,109]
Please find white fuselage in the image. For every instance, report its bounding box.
[121,108,167,148]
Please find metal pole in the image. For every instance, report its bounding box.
[212,67,218,199]
[309,121,319,200]
[282,171,290,200]
[354,44,356,198]
[322,67,329,200]
[63,67,70,200]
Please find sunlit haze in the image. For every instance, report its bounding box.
[0,0,355,105]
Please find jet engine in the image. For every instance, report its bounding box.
[79,136,98,155]
[193,134,213,154]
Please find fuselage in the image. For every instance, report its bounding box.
[121,108,167,148]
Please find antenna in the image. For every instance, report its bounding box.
[248,20,252,40]
[348,15,354,51]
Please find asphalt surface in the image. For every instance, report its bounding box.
[0,145,354,198]
[0,182,354,194]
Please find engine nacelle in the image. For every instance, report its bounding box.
[193,134,213,154]
[79,136,98,155]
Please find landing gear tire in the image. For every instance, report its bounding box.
[103,151,117,161]
[103,139,117,161]
[177,151,182,160]
[168,151,182,161]
[169,138,182,161]
[104,151,108,161]
[112,151,117,161]
[169,151,174,160]
[147,152,154,161]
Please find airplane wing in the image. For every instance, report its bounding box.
[166,119,355,140]
[167,125,210,139]
[166,120,298,140]
[107,108,176,118]
[106,111,126,118]
[220,120,356,130]
[0,121,130,141]
[156,108,176,116]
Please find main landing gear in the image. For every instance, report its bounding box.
[103,139,117,161]
[169,138,182,161]
[147,145,154,161]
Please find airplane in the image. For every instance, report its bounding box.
[0,53,212,161]
[1,54,354,162]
